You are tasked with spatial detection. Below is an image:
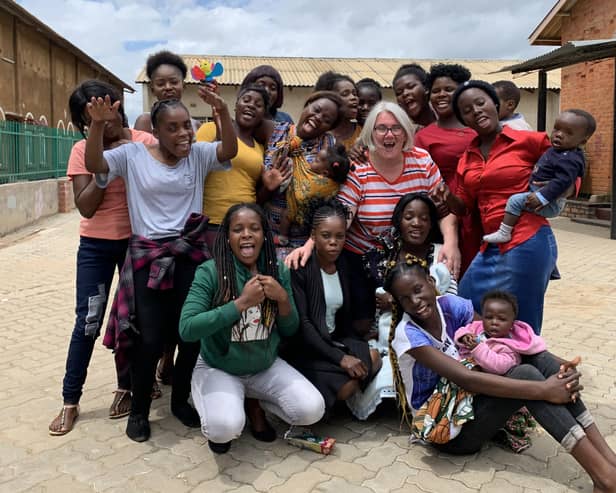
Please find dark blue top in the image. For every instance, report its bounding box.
[532,147,585,203]
[273,110,294,124]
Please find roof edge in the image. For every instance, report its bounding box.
[2,0,134,92]
[529,0,577,46]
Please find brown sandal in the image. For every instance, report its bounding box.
[49,405,79,436]
[109,390,131,419]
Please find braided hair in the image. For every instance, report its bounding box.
[212,203,279,340]
[305,196,350,232]
[383,256,432,429]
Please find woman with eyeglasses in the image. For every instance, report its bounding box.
[286,101,459,339]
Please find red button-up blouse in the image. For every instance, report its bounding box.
[455,126,551,253]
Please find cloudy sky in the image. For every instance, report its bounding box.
[17,0,557,125]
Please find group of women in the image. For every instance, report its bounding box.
[49,50,616,490]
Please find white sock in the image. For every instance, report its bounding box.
[483,223,513,243]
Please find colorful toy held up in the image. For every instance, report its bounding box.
[191,60,224,83]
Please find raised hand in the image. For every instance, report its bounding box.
[86,95,120,123]
[261,149,292,191]
[198,84,228,113]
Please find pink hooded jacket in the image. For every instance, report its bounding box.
[454,320,546,375]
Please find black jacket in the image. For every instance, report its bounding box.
[290,253,359,365]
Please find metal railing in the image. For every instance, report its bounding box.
[0,119,81,184]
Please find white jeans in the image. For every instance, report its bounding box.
[191,355,325,443]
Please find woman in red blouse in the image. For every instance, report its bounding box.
[440,80,555,334]
[414,64,479,276]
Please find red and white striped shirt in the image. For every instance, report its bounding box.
[338,148,442,254]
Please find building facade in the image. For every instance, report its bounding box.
[530,0,616,197]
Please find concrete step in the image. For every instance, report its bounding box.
[571,217,610,228]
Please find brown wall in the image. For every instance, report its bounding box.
[559,0,616,196]
[0,10,122,126]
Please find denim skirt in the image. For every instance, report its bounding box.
[459,225,557,334]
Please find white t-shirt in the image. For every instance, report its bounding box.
[321,269,343,334]
[96,142,227,239]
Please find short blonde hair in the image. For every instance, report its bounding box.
[359,101,415,153]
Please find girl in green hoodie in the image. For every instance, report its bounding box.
[180,203,325,454]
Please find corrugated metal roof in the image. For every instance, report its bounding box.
[503,39,616,73]
[135,55,561,90]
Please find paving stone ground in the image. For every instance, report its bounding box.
[1,211,615,493]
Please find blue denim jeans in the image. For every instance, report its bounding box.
[62,236,129,404]
[459,226,557,334]
[505,190,566,218]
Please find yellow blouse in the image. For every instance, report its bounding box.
[197,122,264,224]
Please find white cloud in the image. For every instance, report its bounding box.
[17,0,556,124]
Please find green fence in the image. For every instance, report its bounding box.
[0,120,81,184]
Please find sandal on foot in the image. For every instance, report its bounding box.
[156,357,173,385]
[151,381,162,400]
[109,390,131,419]
[49,405,79,436]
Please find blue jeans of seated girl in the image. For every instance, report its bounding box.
[435,351,592,455]
[62,236,130,404]
[459,226,557,334]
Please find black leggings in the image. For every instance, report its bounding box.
[436,351,590,455]
[130,256,201,417]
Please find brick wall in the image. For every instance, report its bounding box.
[57,177,74,213]
[559,0,616,196]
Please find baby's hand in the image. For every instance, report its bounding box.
[459,334,478,350]
[524,192,544,212]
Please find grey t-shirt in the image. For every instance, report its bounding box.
[97,142,227,239]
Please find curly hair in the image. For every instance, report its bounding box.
[563,108,597,138]
[426,64,472,91]
[314,71,355,92]
[481,290,519,318]
[492,80,520,106]
[452,80,500,125]
[357,78,383,100]
[69,79,128,138]
[393,63,428,87]
[146,50,187,80]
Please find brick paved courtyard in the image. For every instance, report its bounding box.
[0,211,615,492]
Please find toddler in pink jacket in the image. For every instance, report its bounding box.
[454,291,546,375]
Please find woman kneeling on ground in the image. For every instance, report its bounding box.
[286,198,382,414]
[179,203,325,454]
[386,259,616,492]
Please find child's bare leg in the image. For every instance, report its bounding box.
[569,436,616,492]
[483,212,520,244]
[584,424,616,467]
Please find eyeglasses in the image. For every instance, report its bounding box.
[373,124,404,136]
